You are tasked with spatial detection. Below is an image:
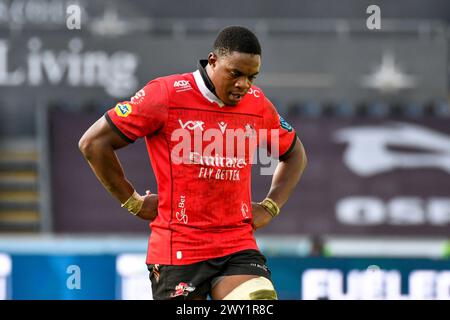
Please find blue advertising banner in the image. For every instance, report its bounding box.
[0,253,12,300]
[270,256,450,300]
[3,250,449,299]
[11,254,116,300]
[114,254,450,300]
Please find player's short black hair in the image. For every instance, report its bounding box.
[213,26,261,56]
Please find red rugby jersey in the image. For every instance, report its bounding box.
[106,61,297,265]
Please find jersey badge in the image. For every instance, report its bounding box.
[279,116,293,132]
[115,103,132,118]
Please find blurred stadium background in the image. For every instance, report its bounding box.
[0,0,450,299]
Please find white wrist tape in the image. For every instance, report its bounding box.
[121,190,144,216]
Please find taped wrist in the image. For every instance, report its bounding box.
[258,198,280,218]
[121,190,144,215]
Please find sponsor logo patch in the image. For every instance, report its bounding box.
[130,89,145,104]
[279,115,293,132]
[170,282,195,298]
[115,103,132,117]
[178,119,204,131]
[241,202,249,218]
[248,88,260,98]
[174,80,192,92]
[218,121,228,134]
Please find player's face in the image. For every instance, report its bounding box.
[208,51,261,106]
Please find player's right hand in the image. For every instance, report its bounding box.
[137,190,158,221]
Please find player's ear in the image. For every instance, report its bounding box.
[208,52,218,68]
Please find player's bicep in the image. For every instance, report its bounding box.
[261,97,297,159]
[79,116,129,153]
[280,136,306,165]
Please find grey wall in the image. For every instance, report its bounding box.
[1,33,447,135]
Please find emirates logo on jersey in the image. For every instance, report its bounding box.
[171,120,285,176]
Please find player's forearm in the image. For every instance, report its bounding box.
[80,140,134,204]
[266,138,307,208]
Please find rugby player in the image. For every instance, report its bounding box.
[79,26,307,300]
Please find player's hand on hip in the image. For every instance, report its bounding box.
[251,202,273,230]
[137,190,158,221]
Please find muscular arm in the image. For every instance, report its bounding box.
[78,116,157,220]
[252,137,307,229]
[79,116,134,203]
[267,136,307,208]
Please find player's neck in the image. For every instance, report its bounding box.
[204,64,224,103]
[204,64,215,88]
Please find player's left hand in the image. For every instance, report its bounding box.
[251,202,273,230]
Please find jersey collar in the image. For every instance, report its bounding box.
[193,60,225,108]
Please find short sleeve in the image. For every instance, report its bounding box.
[261,96,297,159]
[105,80,168,143]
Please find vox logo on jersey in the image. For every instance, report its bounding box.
[178,119,204,131]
